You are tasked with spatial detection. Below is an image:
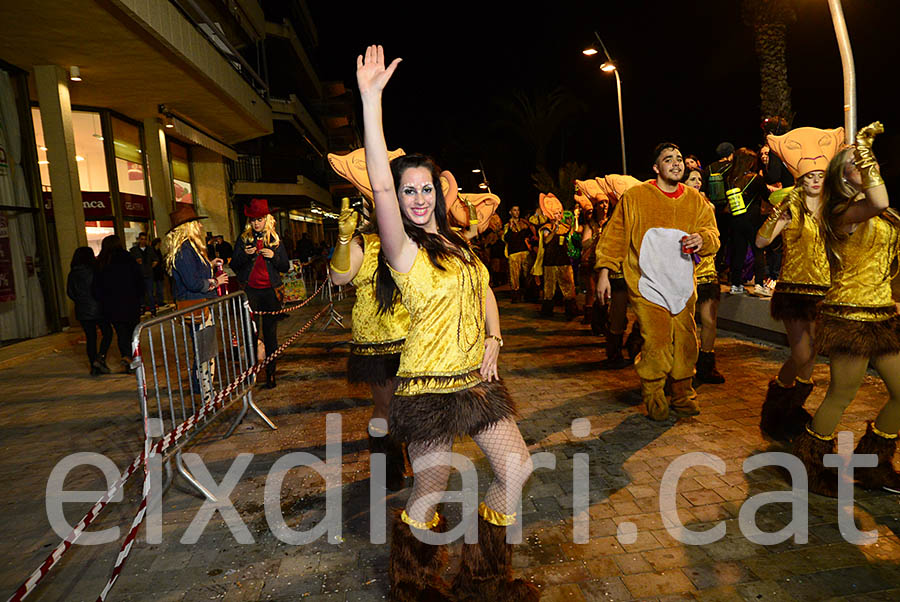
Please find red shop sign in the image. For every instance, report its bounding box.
[120,192,150,219]
[43,191,114,221]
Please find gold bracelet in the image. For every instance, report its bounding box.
[486,334,503,347]
[337,235,353,245]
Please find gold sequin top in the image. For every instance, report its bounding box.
[821,214,900,322]
[350,233,409,354]
[776,194,831,296]
[389,247,488,396]
[695,254,717,285]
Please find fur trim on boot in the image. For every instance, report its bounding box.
[452,514,540,602]
[785,380,814,440]
[389,510,454,602]
[793,428,839,498]
[670,378,700,416]
[760,378,796,443]
[601,332,629,369]
[642,378,669,421]
[592,302,608,337]
[853,422,900,494]
[624,323,643,363]
[695,351,725,385]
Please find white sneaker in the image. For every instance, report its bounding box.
[754,284,773,297]
[730,285,745,295]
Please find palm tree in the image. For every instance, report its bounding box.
[742,0,797,124]
[492,87,586,171]
[531,162,588,210]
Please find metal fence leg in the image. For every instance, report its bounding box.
[175,450,218,502]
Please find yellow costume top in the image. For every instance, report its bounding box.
[390,247,488,395]
[695,255,717,285]
[350,233,409,354]
[821,214,900,322]
[774,194,831,295]
[595,182,720,301]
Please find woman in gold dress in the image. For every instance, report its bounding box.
[329,196,411,491]
[796,123,900,496]
[358,46,539,601]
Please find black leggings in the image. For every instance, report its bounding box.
[246,287,281,373]
[81,319,113,365]
[111,320,138,361]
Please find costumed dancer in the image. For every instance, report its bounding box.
[231,199,290,389]
[357,46,539,601]
[683,167,725,384]
[798,122,900,496]
[756,126,842,441]
[596,143,719,420]
[328,147,412,492]
[503,205,536,303]
[535,193,578,319]
[574,182,608,327]
[592,175,644,367]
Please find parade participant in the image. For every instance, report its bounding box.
[231,199,290,389]
[683,167,725,384]
[797,123,900,496]
[574,189,603,325]
[756,126,843,442]
[592,175,643,365]
[503,205,535,303]
[328,193,411,491]
[596,143,719,420]
[536,193,578,319]
[357,45,538,601]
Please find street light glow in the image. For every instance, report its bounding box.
[583,47,598,56]
[601,62,617,72]
[472,168,481,173]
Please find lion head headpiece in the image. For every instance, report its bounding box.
[766,126,845,179]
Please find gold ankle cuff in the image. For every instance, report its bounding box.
[805,424,834,441]
[401,510,440,531]
[872,424,899,439]
[479,502,517,526]
[774,377,794,388]
[795,377,814,385]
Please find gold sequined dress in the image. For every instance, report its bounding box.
[347,233,410,385]
[769,193,831,322]
[387,247,516,445]
[817,213,900,356]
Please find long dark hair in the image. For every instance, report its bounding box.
[70,246,96,269]
[375,154,474,313]
[726,147,759,190]
[96,235,124,270]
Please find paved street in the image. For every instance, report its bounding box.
[2,291,899,601]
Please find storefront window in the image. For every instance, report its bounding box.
[31,108,114,254]
[168,140,193,205]
[112,117,150,248]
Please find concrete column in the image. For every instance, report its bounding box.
[191,147,234,241]
[143,118,173,236]
[34,65,86,323]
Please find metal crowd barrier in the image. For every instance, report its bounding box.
[130,291,276,501]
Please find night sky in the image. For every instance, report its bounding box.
[310,1,898,213]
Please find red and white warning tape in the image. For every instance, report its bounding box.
[8,303,332,602]
[250,281,328,316]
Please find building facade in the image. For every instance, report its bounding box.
[0,0,349,343]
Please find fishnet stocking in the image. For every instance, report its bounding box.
[472,418,533,516]
[404,419,533,523]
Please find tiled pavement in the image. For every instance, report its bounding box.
[2,292,899,601]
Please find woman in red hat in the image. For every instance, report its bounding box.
[231,199,290,389]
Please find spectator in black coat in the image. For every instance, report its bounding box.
[92,235,144,372]
[67,246,113,375]
[130,231,160,315]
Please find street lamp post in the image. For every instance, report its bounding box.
[473,161,491,193]
[584,32,627,174]
[826,0,856,143]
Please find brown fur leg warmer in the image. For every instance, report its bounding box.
[793,429,839,498]
[389,510,453,602]
[853,422,900,494]
[760,379,796,443]
[452,515,540,602]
